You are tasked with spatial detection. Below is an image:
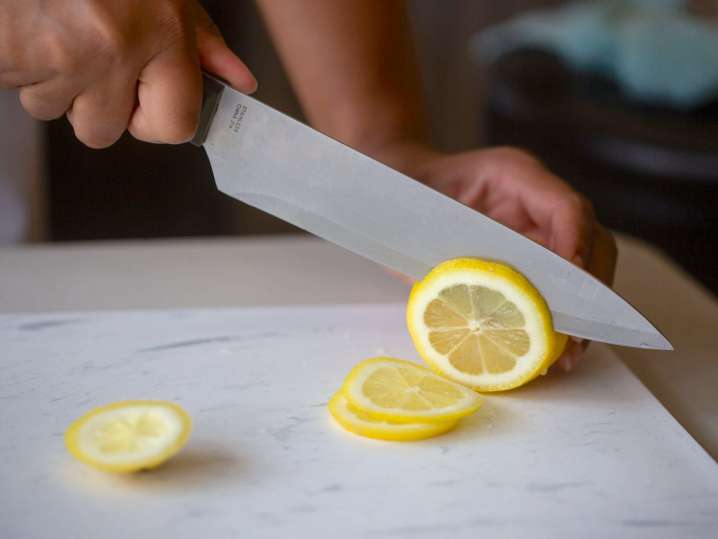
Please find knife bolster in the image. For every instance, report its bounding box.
[191,74,227,146]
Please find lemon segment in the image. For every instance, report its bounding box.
[328,393,456,441]
[407,258,556,392]
[341,357,482,424]
[65,400,191,473]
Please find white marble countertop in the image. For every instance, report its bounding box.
[1,234,717,462]
[1,305,716,538]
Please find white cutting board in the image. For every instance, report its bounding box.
[1,305,716,539]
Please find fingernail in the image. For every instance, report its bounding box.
[570,336,586,345]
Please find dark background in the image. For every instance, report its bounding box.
[45,0,566,241]
[45,0,718,293]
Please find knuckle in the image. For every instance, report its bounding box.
[157,1,192,45]
[581,196,596,218]
[0,71,24,89]
[569,192,594,217]
[46,12,130,75]
[161,119,198,144]
[491,146,541,166]
[46,31,104,76]
[73,123,122,149]
[563,193,586,214]
[91,23,132,62]
[128,112,198,145]
[19,89,64,121]
[45,33,80,74]
[23,106,57,121]
[79,134,115,150]
[82,3,138,62]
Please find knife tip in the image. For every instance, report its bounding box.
[640,331,674,351]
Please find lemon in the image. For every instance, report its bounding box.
[328,392,456,441]
[65,400,191,473]
[341,357,482,423]
[407,258,559,392]
[550,332,569,365]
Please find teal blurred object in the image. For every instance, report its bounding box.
[472,0,718,109]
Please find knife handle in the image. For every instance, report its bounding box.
[191,74,226,147]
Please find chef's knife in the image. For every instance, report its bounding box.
[192,75,671,350]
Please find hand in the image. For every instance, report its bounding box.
[0,0,257,147]
[372,141,617,372]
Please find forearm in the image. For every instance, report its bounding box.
[256,0,428,156]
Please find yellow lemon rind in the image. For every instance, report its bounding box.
[328,392,457,442]
[407,258,556,392]
[64,400,192,473]
[341,357,482,424]
[544,332,570,372]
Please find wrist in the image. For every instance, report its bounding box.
[309,93,432,170]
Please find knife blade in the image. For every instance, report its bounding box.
[192,76,671,351]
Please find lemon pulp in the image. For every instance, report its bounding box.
[342,357,482,423]
[408,258,557,391]
[65,400,191,473]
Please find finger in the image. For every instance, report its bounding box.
[128,45,202,144]
[547,192,595,268]
[587,223,618,286]
[0,39,56,89]
[512,163,595,267]
[555,338,588,372]
[195,14,257,93]
[523,229,550,249]
[66,69,137,149]
[556,337,590,372]
[19,77,81,120]
[0,69,52,90]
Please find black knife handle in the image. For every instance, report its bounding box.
[191,74,227,147]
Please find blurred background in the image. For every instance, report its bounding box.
[1,0,717,293]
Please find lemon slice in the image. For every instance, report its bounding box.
[328,392,456,441]
[65,400,191,473]
[407,258,558,391]
[341,357,482,423]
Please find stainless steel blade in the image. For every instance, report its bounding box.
[199,84,671,350]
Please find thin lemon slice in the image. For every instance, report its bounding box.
[341,357,482,423]
[407,258,558,391]
[65,400,191,473]
[328,393,457,441]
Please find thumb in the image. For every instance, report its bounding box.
[195,12,257,94]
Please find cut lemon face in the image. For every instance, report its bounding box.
[328,393,456,441]
[341,357,482,423]
[407,258,557,391]
[65,400,191,473]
